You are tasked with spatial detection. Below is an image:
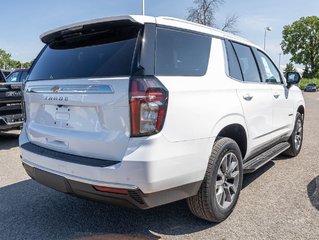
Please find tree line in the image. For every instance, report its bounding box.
[0,49,33,70]
[187,1,319,79]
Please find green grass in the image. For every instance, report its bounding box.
[299,78,319,90]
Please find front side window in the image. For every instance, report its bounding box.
[256,51,282,84]
[155,28,211,76]
[232,42,261,83]
[28,25,141,81]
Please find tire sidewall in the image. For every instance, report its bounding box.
[290,112,304,156]
[206,139,243,220]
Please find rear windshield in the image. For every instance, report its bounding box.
[29,25,141,81]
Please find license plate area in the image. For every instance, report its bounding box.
[40,104,99,131]
[5,91,21,97]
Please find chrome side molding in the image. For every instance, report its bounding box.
[25,85,114,94]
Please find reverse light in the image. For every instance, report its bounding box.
[129,76,168,137]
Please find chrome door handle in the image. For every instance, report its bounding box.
[243,94,253,101]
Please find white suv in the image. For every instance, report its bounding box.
[20,15,305,222]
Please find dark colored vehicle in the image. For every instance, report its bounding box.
[1,69,11,78]
[304,83,317,92]
[0,70,5,83]
[6,69,28,83]
[0,69,23,131]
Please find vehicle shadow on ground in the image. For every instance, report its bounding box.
[307,176,319,210]
[0,180,216,240]
[242,161,275,189]
[0,131,19,150]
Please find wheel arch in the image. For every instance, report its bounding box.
[211,114,248,159]
[297,105,305,117]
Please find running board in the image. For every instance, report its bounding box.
[243,142,290,174]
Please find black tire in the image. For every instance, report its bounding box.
[283,112,304,157]
[187,137,243,222]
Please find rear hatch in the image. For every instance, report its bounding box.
[24,20,143,161]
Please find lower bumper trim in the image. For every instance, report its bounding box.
[22,162,202,209]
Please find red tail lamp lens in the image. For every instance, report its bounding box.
[129,76,168,137]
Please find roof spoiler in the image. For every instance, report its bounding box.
[40,15,155,44]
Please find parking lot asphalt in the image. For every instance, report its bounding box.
[1,92,319,240]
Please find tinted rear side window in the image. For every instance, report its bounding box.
[29,25,141,81]
[225,40,243,81]
[232,42,261,83]
[155,28,211,76]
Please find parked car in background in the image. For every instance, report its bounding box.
[1,69,11,78]
[304,83,317,92]
[20,15,305,223]
[6,69,29,83]
[0,70,5,83]
[0,69,23,131]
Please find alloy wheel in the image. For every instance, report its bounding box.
[215,152,240,209]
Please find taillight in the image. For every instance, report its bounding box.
[129,76,168,137]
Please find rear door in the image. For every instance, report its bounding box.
[226,41,273,152]
[24,22,142,161]
[254,50,294,139]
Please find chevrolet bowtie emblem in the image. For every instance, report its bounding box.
[51,86,61,93]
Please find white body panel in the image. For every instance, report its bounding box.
[236,82,273,152]
[24,78,131,161]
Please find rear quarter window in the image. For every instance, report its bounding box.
[155,28,211,76]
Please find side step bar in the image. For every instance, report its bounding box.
[243,142,290,174]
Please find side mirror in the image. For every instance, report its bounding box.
[286,72,301,88]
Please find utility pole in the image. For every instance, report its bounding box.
[142,0,145,15]
[278,53,282,69]
[263,26,272,50]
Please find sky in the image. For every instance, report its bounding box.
[0,0,318,69]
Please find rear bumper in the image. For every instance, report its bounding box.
[22,162,201,209]
[19,127,211,208]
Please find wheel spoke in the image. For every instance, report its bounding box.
[298,126,302,133]
[216,180,223,189]
[224,186,232,202]
[227,154,232,171]
[228,161,238,174]
[217,168,223,177]
[216,187,224,205]
[221,157,227,173]
[229,170,239,179]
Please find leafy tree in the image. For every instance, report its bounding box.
[281,16,319,78]
[283,62,296,75]
[0,48,33,70]
[0,49,12,69]
[21,61,33,69]
[187,0,238,34]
